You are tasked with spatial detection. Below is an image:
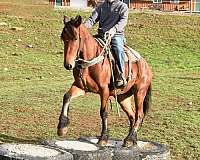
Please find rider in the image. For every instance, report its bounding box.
[85,0,128,87]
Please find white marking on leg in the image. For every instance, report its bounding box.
[134,128,138,132]
[63,90,85,117]
[105,119,108,128]
[63,101,70,117]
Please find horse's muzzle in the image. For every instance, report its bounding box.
[64,63,73,70]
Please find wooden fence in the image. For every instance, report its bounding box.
[130,1,191,11]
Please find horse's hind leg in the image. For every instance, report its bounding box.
[133,84,151,134]
[117,92,137,147]
[57,84,85,137]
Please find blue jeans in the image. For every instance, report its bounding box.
[111,35,125,75]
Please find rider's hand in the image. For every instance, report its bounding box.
[108,27,116,38]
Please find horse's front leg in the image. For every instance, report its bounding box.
[97,87,110,146]
[57,84,85,137]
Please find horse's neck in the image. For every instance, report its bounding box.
[81,26,100,60]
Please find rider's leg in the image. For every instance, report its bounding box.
[111,35,127,87]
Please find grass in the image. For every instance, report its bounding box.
[0,0,200,159]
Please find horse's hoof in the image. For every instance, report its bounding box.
[122,140,137,148]
[97,139,108,147]
[57,127,68,137]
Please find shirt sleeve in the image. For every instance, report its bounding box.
[84,6,101,28]
[113,4,128,33]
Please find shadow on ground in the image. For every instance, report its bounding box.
[0,134,40,144]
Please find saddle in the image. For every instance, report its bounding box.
[95,37,142,83]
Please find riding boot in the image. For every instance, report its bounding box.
[116,73,127,87]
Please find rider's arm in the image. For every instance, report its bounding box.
[84,6,101,28]
[112,3,128,33]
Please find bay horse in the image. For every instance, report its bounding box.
[57,15,152,147]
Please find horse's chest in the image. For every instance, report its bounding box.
[85,76,99,93]
[77,69,99,93]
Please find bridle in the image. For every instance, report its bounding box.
[62,19,111,70]
[75,27,83,64]
[74,28,111,69]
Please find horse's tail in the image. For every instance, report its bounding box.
[143,83,152,116]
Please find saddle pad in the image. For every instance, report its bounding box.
[124,46,142,62]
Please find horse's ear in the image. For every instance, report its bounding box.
[73,15,82,28]
[63,15,69,24]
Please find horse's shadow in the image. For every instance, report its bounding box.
[0,133,40,144]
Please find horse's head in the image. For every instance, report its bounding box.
[61,15,82,70]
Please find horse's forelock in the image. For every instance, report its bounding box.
[61,22,78,41]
